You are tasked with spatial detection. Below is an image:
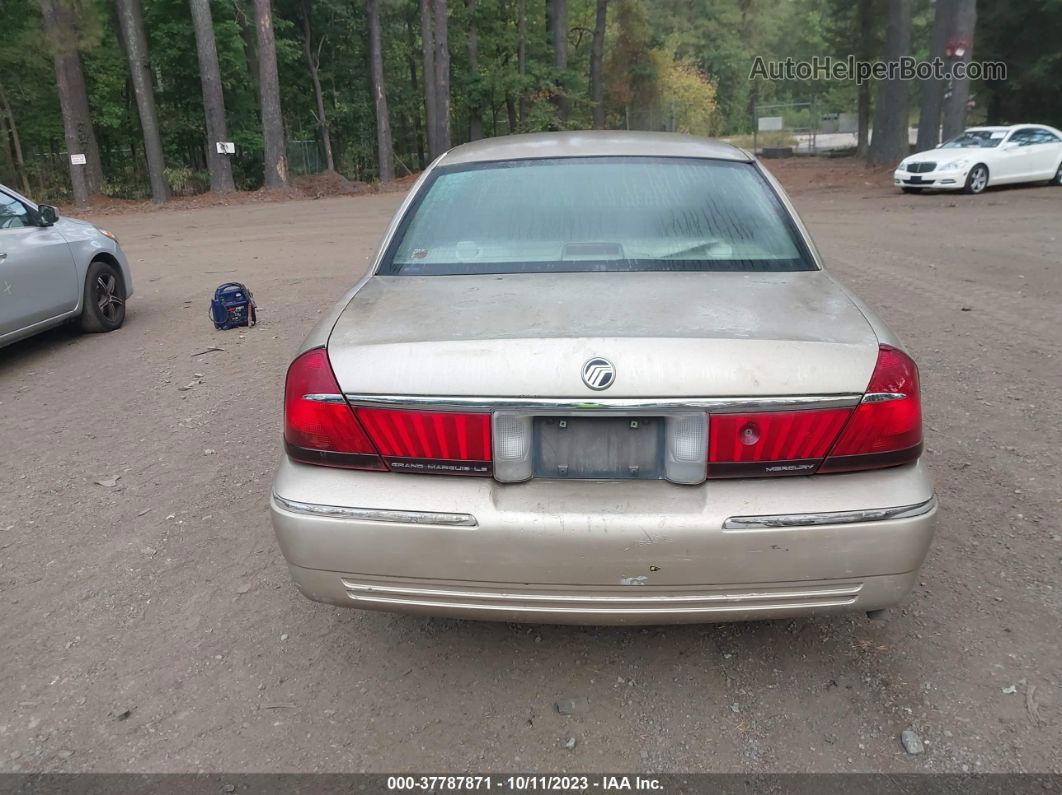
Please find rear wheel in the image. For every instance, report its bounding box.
[962,164,989,194]
[900,187,923,194]
[80,259,126,333]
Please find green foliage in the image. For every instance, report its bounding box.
[164,165,210,195]
[727,131,797,150]
[605,0,659,116]
[652,50,718,136]
[977,0,1062,128]
[2,0,1057,198]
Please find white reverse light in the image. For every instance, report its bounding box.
[492,413,533,482]
[665,413,708,484]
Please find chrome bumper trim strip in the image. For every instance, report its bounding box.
[723,496,937,530]
[341,580,863,604]
[342,393,862,415]
[272,494,477,527]
[342,594,859,615]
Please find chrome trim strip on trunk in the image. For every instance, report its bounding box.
[272,494,478,527]
[862,391,906,403]
[723,496,937,530]
[302,393,347,404]
[341,393,863,414]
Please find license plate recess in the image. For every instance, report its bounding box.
[532,416,664,480]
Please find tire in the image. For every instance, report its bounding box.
[79,259,126,333]
[1053,161,1062,185]
[962,164,989,194]
[901,187,923,194]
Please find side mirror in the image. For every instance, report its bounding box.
[1002,142,1020,151]
[37,204,59,226]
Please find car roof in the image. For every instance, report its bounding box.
[439,131,753,166]
[966,124,1059,133]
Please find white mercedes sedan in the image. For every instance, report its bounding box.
[271,131,937,625]
[894,124,1062,194]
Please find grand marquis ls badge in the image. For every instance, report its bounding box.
[581,357,615,390]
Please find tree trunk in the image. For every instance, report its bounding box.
[505,94,517,134]
[420,0,438,157]
[405,14,426,169]
[189,0,236,192]
[941,0,976,140]
[235,0,260,105]
[0,79,32,195]
[917,0,954,151]
[300,0,335,172]
[856,0,874,157]
[116,0,168,202]
[432,0,450,152]
[466,0,482,140]
[550,0,568,122]
[367,0,394,180]
[517,0,527,130]
[867,0,912,167]
[39,0,103,205]
[253,0,288,187]
[590,0,607,129]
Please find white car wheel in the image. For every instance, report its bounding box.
[1054,162,1062,185]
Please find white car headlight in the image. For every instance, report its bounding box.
[940,159,970,171]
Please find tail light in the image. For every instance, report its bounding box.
[819,345,922,473]
[707,344,922,478]
[358,408,492,476]
[708,408,852,477]
[283,347,491,475]
[283,347,386,470]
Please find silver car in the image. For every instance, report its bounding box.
[1,185,132,348]
[270,131,936,625]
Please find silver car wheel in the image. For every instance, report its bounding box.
[966,165,988,194]
[95,272,124,323]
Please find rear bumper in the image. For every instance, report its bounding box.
[270,457,936,625]
[285,566,920,625]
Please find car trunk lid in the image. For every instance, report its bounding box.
[327,271,879,398]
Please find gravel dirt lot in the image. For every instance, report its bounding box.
[1,159,1059,773]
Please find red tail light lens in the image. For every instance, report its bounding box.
[283,347,386,470]
[820,345,922,473]
[357,408,492,476]
[708,408,852,478]
[283,349,492,476]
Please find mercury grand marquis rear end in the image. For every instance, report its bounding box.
[270,131,936,625]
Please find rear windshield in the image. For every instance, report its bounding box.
[380,156,815,275]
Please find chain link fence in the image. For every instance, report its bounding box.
[745,100,860,156]
[2,137,326,201]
